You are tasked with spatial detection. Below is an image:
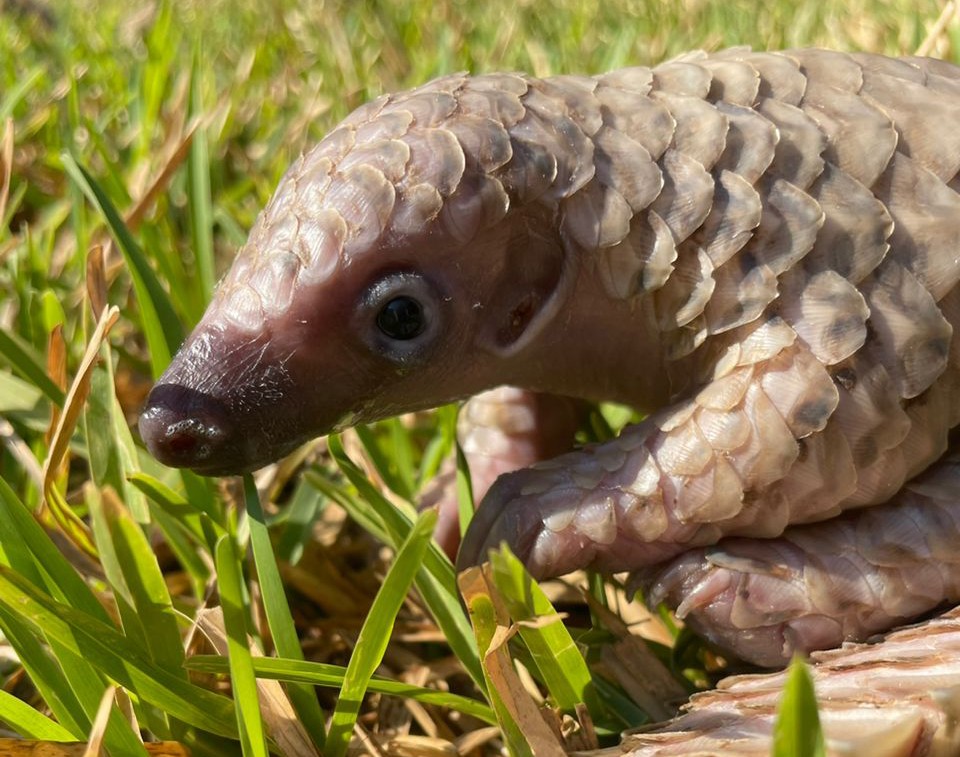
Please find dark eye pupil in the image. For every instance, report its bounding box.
[377,296,425,340]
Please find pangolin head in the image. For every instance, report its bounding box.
[139,73,584,474]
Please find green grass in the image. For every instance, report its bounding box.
[0,0,952,753]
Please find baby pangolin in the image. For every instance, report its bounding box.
[140,48,960,668]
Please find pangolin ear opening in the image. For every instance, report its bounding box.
[479,220,575,358]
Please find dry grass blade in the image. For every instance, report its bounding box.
[83,685,123,757]
[123,117,201,234]
[0,741,189,756]
[454,726,502,754]
[86,245,108,323]
[385,734,459,756]
[916,1,960,55]
[40,305,119,555]
[459,566,567,757]
[598,645,681,725]
[43,324,68,452]
[586,596,686,722]
[0,117,12,228]
[483,622,566,756]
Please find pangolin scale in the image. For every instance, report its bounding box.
[140,47,960,730]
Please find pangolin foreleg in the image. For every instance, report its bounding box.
[458,298,960,581]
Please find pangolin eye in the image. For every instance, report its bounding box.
[360,272,441,365]
[376,296,425,340]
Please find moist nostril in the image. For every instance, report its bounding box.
[138,384,230,468]
[158,418,222,461]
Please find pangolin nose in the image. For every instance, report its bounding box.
[138,383,231,469]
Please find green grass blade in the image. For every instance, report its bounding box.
[84,342,148,521]
[0,607,92,737]
[328,433,452,588]
[327,435,484,689]
[0,66,44,121]
[0,688,76,741]
[147,502,212,597]
[326,510,436,757]
[455,440,475,538]
[0,478,108,621]
[243,474,327,750]
[489,546,603,715]
[354,422,415,500]
[128,471,222,548]
[387,417,418,495]
[127,471,197,519]
[0,611,159,755]
[215,535,269,757]
[772,656,826,757]
[187,655,496,725]
[0,329,63,406]
[0,371,44,414]
[0,483,150,750]
[179,468,226,524]
[60,154,184,376]
[36,289,67,337]
[275,481,326,564]
[137,0,178,160]
[416,404,458,490]
[187,44,216,312]
[0,567,239,738]
[305,468,390,544]
[87,487,186,676]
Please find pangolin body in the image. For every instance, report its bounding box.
[140,49,960,668]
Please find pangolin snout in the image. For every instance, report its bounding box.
[138,321,348,475]
[139,383,235,471]
[137,323,304,475]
